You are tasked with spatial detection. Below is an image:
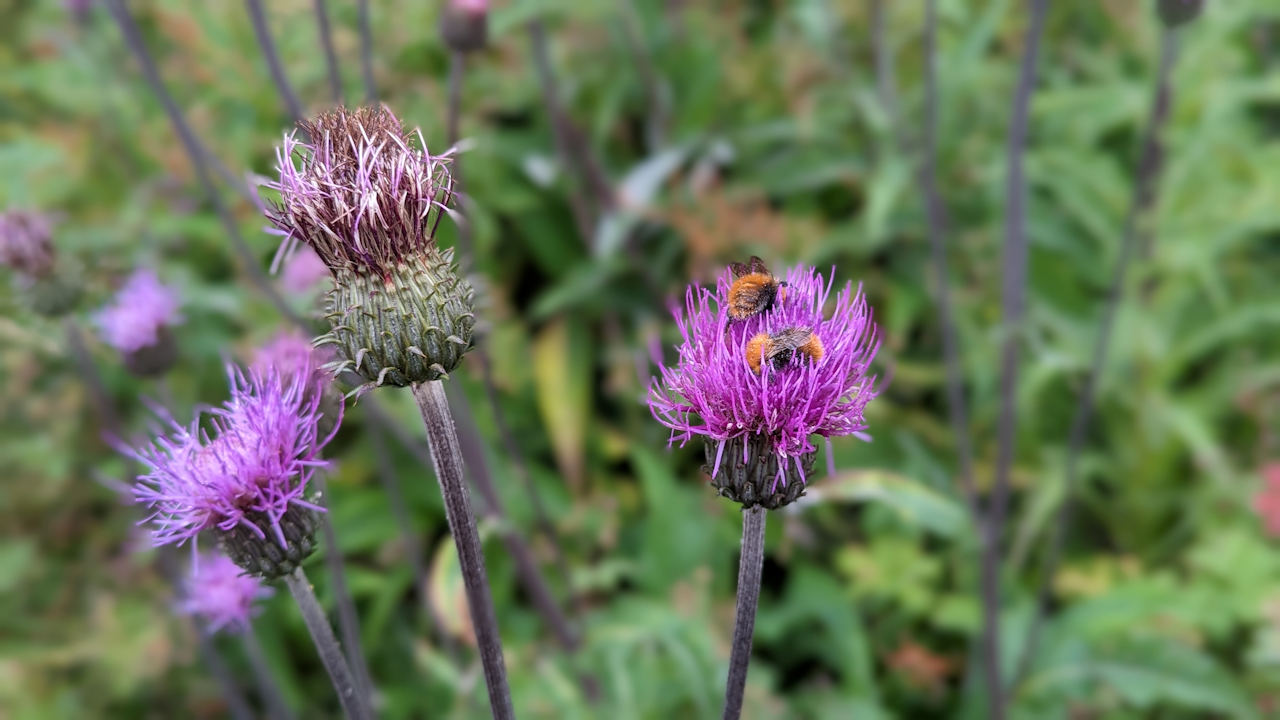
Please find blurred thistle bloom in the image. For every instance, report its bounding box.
[252,330,343,438]
[130,364,338,579]
[277,244,330,296]
[1157,0,1204,27]
[0,209,81,316]
[264,105,475,391]
[1254,463,1280,538]
[0,210,56,277]
[649,264,880,509]
[179,552,274,634]
[95,269,181,375]
[441,0,488,52]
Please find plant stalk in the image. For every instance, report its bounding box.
[1011,27,1178,692]
[284,568,371,720]
[313,473,375,709]
[722,507,767,720]
[410,380,515,720]
[986,1,1051,716]
[196,632,256,720]
[245,0,305,126]
[312,0,344,104]
[241,623,297,720]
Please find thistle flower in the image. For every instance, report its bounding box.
[441,0,488,53]
[649,264,880,509]
[252,330,343,439]
[95,269,181,375]
[263,106,474,390]
[277,244,330,296]
[131,364,338,578]
[0,210,81,316]
[179,552,274,634]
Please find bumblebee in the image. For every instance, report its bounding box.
[745,326,824,374]
[727,256,787,320]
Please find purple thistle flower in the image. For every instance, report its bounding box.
[95,269,181,354]
[131,364,338,577]
[263,106,455,281]
[277,244,331,296]
[179,551,274,634]
[649,263,880,508]
[0,210,57,278]
[252,330,336,384]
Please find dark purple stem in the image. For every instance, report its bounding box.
[313,473,375,710]
[722,507,767,720]
[245,0,305,126]
[1011,27,1178,693]
[410,380,514,720]
[313,0,344,105]
[986,1,1050,716]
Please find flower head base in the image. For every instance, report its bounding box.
[179,552,274,634]
[441,0,488,53]
[649,264,880,509]
[131,364,338,579]
[264,106,476,389]
[96,269,181,375]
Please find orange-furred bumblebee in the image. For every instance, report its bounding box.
[745,327,824,374]
[727,256,787,320]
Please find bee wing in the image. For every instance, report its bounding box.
[747,255,768,274]
[729,261,752,278]
[767,327,813,356]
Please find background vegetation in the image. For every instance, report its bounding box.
[3,0,1280,717]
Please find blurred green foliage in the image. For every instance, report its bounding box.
[2,0,1280,718]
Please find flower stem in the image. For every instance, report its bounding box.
[241,623,297,720]
[245,0,305,126]
[284,567,371,720]
[410,380,515,720]
[313,473,376,709]
[195,632,256,720]
[1012,25,1180,693]
[357,0,376,102]
[723,507,767,720]
[312,0,344,105]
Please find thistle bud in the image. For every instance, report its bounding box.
[0,210,82,317]
[441,0,488,54]
[706,435,815,510]
[1157,0,1204,27]
[265,106,475,391]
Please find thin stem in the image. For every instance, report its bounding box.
[619,0,669,150]
[64,318,118,431]
[284,568,371,720]
[722,508,767,720]
[104,0,307,329]
[410,380,515,720]
[986,1,1050,716]
[357,0,376,102]
[527,19,607,244]
[312,0,344,105]
[195,632,256,720]
[241,623,297,720]
[313,473,375,709]
[245,0,305,126]
[1012,27,1178,692]
[445,381,580,651]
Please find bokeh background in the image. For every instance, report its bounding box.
[4,0,1280,718]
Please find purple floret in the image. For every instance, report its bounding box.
[131,364,337,549]
[263,106,455,279]
[277,244,331,295]
[179,552,274,634]
[251,330,336,384]
[0,210,56,277]
[649,264,880,480]
[95,269,181,353]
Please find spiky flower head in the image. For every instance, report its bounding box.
[95,269,181,375]
[264,106,475,390]
[1157,0,1203,27]
[649,264,880,509]
[179,552,274,634]
[441,0,488,52]
[0,210,82,316]
[131,364,339,579]
[0,210,56,277]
